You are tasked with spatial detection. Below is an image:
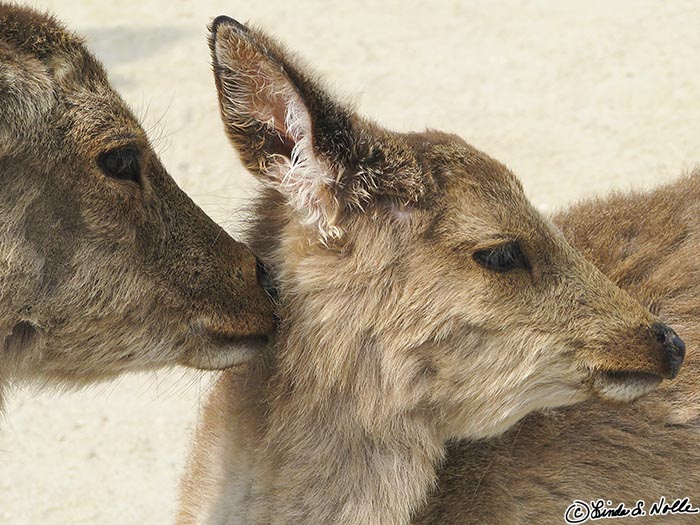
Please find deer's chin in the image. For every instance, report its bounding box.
[592,370,663,403]
[184,335,270,371]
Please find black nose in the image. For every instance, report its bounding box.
[652,322,686,379]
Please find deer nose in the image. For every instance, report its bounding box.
[651,322,685,379]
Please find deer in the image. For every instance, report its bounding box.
[176,17,695,525]
[0,5,276,416]
[411,181,700,525]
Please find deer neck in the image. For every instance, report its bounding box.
[251,320,447,525]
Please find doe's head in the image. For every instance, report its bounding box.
[209,17,684,439]
[0,6,275,386]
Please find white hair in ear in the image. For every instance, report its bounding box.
[263,87,343,242]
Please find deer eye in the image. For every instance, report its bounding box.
[98,147,141,183]
[473,241,529,272]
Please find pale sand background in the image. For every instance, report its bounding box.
[1,0,700,523]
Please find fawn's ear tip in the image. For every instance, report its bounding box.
[209,15,251,62]
[210,15,249,39]
[209,15,250,63]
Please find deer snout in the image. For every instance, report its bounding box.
[651,322,685,379]
[176,235,277,371]
[589,318,686,403]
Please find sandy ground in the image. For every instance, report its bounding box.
[1,0,700,523]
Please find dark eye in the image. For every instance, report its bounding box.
[98,147,140,183]
[473,241,529,272]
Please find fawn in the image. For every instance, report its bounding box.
[177,17,692,525]
[411,181,700,524]
[0,6,275,414]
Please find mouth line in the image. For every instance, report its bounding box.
[592,369,663,402]
[211,333,269,346]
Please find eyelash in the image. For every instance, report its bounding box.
[473,241,529,272]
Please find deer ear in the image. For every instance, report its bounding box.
[209,16,347,239]
[210,17,431,238]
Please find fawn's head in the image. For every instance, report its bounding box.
[210,17,684,439]
[0,6,275,386]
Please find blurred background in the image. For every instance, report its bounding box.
[1,0,699,522]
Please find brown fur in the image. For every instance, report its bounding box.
[410,179,700,525]
[0,6,275,413]
[177,18,695,525]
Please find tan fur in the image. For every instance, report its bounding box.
[0,6,275,414]
[178,18,694,525]
[411,179,700,525]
